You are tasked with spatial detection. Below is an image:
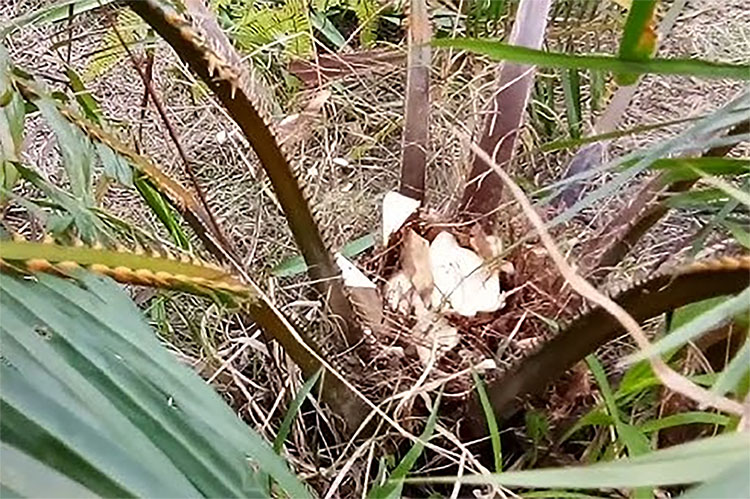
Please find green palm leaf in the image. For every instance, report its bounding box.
[0,270,312,498]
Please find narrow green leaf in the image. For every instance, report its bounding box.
[637,412,730,434]
[561,68,581,139]
[272,233,375,277]
[405,433,750,489]
[589,70,604,112]
[273,369,322,454]
[548,91,750,226]
[616,359,656,400]
[585,355,618,420]
[134,175,190,250]
[1,0,117,38]
[711,340,750,397]
[627,287,750,362]
[689,178,749,256]
[0,47,25,200]
[649,157,750,183]
[615,0,657,85]
[0,162,18,199]
[369,393,442,499]
[472,370,502,472]
[524,409,549,446]
[64,66,102,124]
[670,297,728,331]
[664,188,729,209]
[722,220,750,249]
[97,142,133,187]
[36,97,94,201]
[433,38,750,80]
[698,173,750,208]
[310,11,346,49]
[0,70,23,199]
[540,114,703,153]
[618,0,657,60]
[559,409,614,444]
[680,455,750,498]
[586,355,650,458]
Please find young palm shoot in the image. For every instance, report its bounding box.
[399,0,431,202]
[460,0,552,217]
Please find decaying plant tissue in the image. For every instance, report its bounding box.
[377,193,506,365]
[429,231,505,317]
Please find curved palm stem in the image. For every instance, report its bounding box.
[125,0,362,345]
[466,256,750,436]
[579,119,750,283]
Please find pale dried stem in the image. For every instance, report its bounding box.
[323,437,371,499]
[463,135,744,417]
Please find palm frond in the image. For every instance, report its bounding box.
[0,268,311,498]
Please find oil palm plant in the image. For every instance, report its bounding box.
[1,0,749,496]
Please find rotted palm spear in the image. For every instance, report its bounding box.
[1,0,749,437]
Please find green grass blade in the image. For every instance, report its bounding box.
[649,157,750,182]
[540,114,705,153]
[615,0,657,85]
[618,0,657,60]
[547,92,749,226]
[637,412,730,434]
[664,188,729,209]
[0,0,117,38]
[561,68,582,139]
[433,38,750,80]
[272,233,375,277]
[670,297,729,330]
[369,392,442,499]
[589,70,604,112]
[586,355,650,457]
[404,433,750,489]
[134,175,191,250]
[710,340,750,397]
[680,454,750,498]
[64,66,102,125]
[697,172,750,207]
[273,369,322,454]
[723,220,750,249]
[310,11,346,49]
[627,288,750,363]
[689,178,749,256]
[472,370,503,472]
[559,409,613,444]
[586,355,617,417]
